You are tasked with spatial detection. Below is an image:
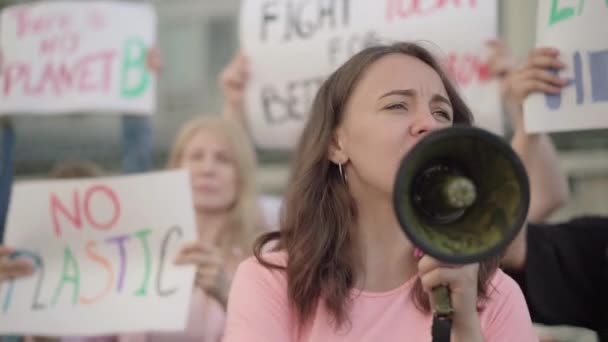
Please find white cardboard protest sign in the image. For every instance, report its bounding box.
[240,0,500,150]
[0,170,197,336]
[524,0,608,133]
[0,1,157,115]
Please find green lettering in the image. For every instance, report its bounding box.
[549,0,576,26]
[121,37,150,98]
[134,229,152,296]
[51,247,80,306]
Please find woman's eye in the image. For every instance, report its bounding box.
[434,110,452,122]
[216,152,232,164]
[188,152,203,161]
[386,103,408,111]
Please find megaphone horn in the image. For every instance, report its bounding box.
[393,125,530,318]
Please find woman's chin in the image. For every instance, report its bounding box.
[194,201,232,214]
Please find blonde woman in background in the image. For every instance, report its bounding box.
[115,116,270,341]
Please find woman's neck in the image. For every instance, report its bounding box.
[195,210,230,244]
[352,187,418,292]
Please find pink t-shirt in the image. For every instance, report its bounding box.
[223,252,539,342]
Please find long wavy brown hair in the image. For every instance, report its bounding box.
[254,42,500,329]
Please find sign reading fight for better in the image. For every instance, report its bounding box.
[0,171,197,336]
[240,0,500,150]
[524,0,608,133]
[0,1,157,115]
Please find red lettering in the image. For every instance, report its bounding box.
[49,185,121,237]
[3,64,30,96]
[58,14,71,30]
[386,0,477,21]
[87,10,107,30]
[50,191,82,237]
[57,64,74,91]
[12,7,73,38]
[39,33,80,54]
[84,185,120,231]
[39,39,56,55]
[3,50,117,97]
[77,63,95,93]
[445,52,490,87]
[29,62,61,95]
[13,8,32,38]
[76,50,116,93]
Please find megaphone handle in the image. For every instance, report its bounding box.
[432,285,453,318]
[431,286,453,342]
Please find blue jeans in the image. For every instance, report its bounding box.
[0,121,15,243]
[122,115,153,173]
[0,123,19,342]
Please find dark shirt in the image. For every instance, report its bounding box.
[505,216,608,341]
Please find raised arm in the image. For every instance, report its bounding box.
[491,46,570,269]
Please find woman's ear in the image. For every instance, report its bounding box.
[328,129,349,165]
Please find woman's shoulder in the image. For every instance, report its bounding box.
[234,251,288,287]
[228,252,291,320]
[224,252,297,341]
[484,268,527,309]
[479,268,536,338]
[489,268,518,290]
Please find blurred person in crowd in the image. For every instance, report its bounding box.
[486,40,569,223]
[490,42,608,342]
[48,160,106,179]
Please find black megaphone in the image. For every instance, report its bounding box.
[393,125,530,318]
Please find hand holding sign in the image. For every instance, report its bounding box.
[0,246,34,282]
[146,47,162,74]
[524,0,608,133]
[175,242,230,307]
[504,47,569,132]
[485,39,515,81]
